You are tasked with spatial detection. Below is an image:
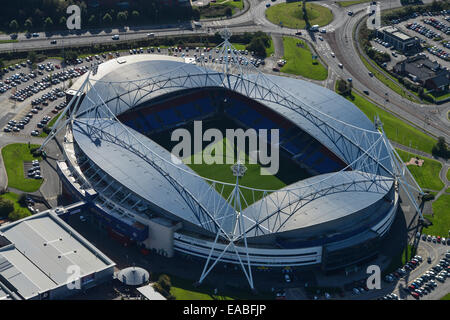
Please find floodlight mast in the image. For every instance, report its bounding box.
[198,161,255,290]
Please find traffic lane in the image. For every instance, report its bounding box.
[328,11,450,140]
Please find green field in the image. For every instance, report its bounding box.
[0,192,31,221]
[185,138,286,208]
[337,0,370,7]
[167,274,270,300]
[396,149,444,191]
[441,292,450,300]
[211,0,244,10]
[0,39,18,44]
[423,194,450,237]
[1,143,43,192]
[266,2,333,29]
[341,91,436,154]
[281,37,328,80]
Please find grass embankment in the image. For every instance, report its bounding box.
[423,194,450,238]
[40,112,63,137]
[359,54,419,103]
[281,37,328,80]
[396,149,444,191]
[168,274,271,300]
[0,39,18,44]
[211,0,244,10]
[1,143,43,192]
[340,90,436,154]
[337,0,370,7]
[266,2,333,29]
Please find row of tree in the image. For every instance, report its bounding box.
[2,0,198,33]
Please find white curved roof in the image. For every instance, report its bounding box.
[71,56,395,237]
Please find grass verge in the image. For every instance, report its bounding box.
[339,90,436,154]
[396,149,444,191]
[423,194,450,238]
[281,37,328,80]
[266,2,333,29]
[337,0,370,7]
[1,143,43,192]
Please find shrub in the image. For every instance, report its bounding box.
[158,274,171,292]
[422,193,435,201]
[18,193,28,207]
[152,282,170,298]
[0,198,14,218]
[432,137,450,159]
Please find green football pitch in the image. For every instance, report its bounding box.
[149,117,310,208]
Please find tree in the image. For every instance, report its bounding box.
[302,1,310,29]
[158,274,171,292]
[88,14,96,25]
[103,13,113,24]
[246,37,266,57]
[225,7,233,17]
[44,17,53,29]
[432,137,449,159]
[9,19,19,31]
[24,18,33,31]
[0,59,4,69]
[0,198,14,218]
[59,16,67,27]
[131,10,140,20]
[117,11,128,23]
[27,51,37,64]
[18,193,27,207]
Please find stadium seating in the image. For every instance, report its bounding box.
[119,91,347,175]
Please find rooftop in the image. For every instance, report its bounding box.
[379,26,413,41]
[0,210,115,299]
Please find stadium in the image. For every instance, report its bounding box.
[43,37,422,289]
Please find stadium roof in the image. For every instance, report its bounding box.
[69,55,396,238]
[0,210,115,299]
[74,56,393,174]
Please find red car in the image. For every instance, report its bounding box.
[411,292,420,299]
[437,236,441,243]
[55,65,61,69]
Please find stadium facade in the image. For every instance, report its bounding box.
[44,39,423,289]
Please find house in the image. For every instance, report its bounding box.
[393,54,450,92]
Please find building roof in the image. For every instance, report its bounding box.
[395,54,448,82]
[117,267,149,286]
[136,284,166,300]
[426,72,450,88]
[378,26,413,41]
[0,210,115,299]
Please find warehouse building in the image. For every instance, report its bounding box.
[0,210,115,300]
